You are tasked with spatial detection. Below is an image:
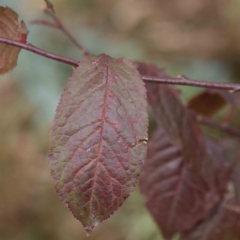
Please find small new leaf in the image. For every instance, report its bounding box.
[0,7,28,74]
[44,0,55,13]
[49,54,148,234]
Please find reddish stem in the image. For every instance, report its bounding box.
[142,75,240,92]
[0,37,80,66]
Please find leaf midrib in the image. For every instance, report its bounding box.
[89,61,110,216]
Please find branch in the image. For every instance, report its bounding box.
[142,75,240,92]
[0,37,79,66]
[197,115,240,138]
[2,36,240,94]
[31,9,90,56]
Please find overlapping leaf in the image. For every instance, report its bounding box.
[181,200,240,240]
[187,90,227,117]
[187,89,240,117]
[225,139,240,206]
[49,54,148,234]
[0,7,28,74]
[137,63,231,239]
[232,159,240,205]
[137,63,204,169]
[140,127,217,239]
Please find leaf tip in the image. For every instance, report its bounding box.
[44,0,55,13]
[84,219,101,236]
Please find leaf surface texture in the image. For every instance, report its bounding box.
[49,54,148,234]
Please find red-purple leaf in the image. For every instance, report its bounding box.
[181,200,240,240]
[187,90,227,117]
[146,81,203,170]
[140,126,229,239]
[187,89,240,118]
[49,54,148,234]
[225,141,240,205]
[233,160,240,205]
[136,63,200,167]
[135,61,168,79]
[180,109,240,240]
[137,62,231,239]
[204,138,232,195]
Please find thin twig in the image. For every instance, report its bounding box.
[197,115,240,138]
[142,75,240,92]
[30,20,59,29]
[45,9,89,56]
[0,37,80,66]
[31,9,90,56]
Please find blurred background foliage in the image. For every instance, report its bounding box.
[1,0,240,239]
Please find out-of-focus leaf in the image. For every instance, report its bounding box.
[140,126,230,239]
[221,138,240,207]
[187,90,227,117]
[229,145,240,205]
[233,160,240,204]
[0,7,28,74]
[138,62,231,239]
[145,77,203,170]
[181,200,240,240]
[135,61,168,79]
[49,54,148,234]
[228,106,240,129]
[204,138,232,194]
[44,0,55,13]
[187,88,240,118]
[140,127,212,239]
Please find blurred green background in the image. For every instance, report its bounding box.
[1,0,240,239]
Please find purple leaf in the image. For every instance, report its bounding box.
[140,126,229,239]
[137,62,231,239]
[146,79,204,171]
[181,200,240,240]
[49,54,148,234]
[187,89,240,118]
